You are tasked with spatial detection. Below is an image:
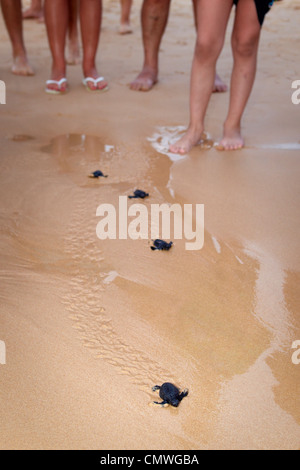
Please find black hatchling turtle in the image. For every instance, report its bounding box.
[89,170,108,179]
[128,190,149,199]
[151,239,173,251]
[152,383,189,407]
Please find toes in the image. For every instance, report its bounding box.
[87,82,97,91]
[169,145,187,155]
[169,145,179,154]
[98,82,108,91]
[12,65,35,77]
[119,25,133,35]
[216,139,244,151]
[129,82,138,91]
[213,83,228,93]
[130,77,155,92]
[129,81,142,91]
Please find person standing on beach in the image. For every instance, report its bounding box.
[120,0,133,35]
[22,0,44,20]
[130,0,227,93]
[23,0,81,66]
[44,0,108,94]
[169,0,273,153]
[1,0,34,75]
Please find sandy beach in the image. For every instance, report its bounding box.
[0,0,299,450]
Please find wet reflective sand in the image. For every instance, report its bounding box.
[0,0,299,450]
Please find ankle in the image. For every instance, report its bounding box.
[224,119,241,132]
[187,122,204,135]
[83,59,97,74]
[13,45,27,59]
[51,63,66,79]
[143,60,158,73]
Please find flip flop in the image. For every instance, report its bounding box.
[45,78,68,95]
[82,77,109,93]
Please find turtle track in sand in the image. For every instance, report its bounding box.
[62,189,176,393]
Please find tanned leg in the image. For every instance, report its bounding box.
[192,0,227,93]
[120,0,133,34]
[80,0,108,90]
[66,0,81,65]
[218,0,261,150]
[1,0,34,75]
[22,0,43,20]
[130,0,171,91]
[170,0,232,155]
[44,0,68,91]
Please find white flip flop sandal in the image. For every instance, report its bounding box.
[82,77,109,93]
[45,78,68,95]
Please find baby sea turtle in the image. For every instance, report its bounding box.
[151,239,173,251]
[128,190,149,199]
[152,383,189,408]
[89,170,108,179]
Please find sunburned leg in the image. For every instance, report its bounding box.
[22,0,43,19]
[192,0,227,93]
[130,0,171,92]
[218,0,261,150]
[1,0,34,75]
[170,0,233,155]
[119,0,133,34]
[44,0,68,91]
[80,0,108,91]
[66,0,81,65]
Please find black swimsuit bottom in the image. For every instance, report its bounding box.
[233,0,273,26]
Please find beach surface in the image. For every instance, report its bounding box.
[0,0,299,450]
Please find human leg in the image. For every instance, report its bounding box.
[130,0,171,91]
[22,0,43,20]
[1,0,34,75]
[80,0,108,91]
[170,0,232,154]
[192,0,227,93]
[66,0,81,65]
[44,0,69,91]
[120,0,133,34]
[218,0,261,150]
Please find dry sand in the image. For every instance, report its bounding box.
[0,0,299,450]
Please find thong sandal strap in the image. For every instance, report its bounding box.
[46,78,67,86]
[83,77,105,85]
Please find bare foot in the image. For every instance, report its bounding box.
[66,38,81,66]
[216,126,244,151]
[213,73,228,93]
[169,126,204,155]
[22,7,43,20]
[130,67,158,92]
[119,23,133,35]
[12,55,34,76]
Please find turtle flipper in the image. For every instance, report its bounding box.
[153,400,169,408]
[179,389,189,401]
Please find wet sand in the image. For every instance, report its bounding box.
[0,0,300,450]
